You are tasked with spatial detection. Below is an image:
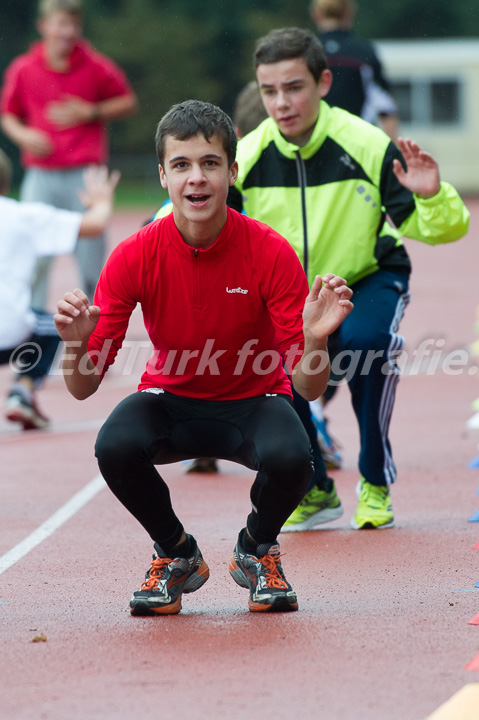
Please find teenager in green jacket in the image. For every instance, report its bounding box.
[228,27,470,531]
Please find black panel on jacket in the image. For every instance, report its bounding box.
[241,137,372,190]
[380,142,416,228]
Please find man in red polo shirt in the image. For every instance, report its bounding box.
[0,0,137,309]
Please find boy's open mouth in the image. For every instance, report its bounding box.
[187,194,210,203]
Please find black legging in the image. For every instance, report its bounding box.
[291,384,329,490]
[95,390,313,548]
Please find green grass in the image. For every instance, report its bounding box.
[114,179,167,209]
[10,179,168,210]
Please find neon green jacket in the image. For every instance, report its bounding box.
[228,102,470,286]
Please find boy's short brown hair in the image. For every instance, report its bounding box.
[254,27,328,83]
[155,100,237,168]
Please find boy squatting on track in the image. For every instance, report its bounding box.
[228,28,470,532]
[54,100,353,615]
[0,149,119,429]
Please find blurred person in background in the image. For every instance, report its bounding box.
[232,80,269,138]
[0,148,119,430]
[310,0,399,142]
[0,0,137,311]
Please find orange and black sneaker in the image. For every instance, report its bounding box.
[229,530,298,612]
[130,536,209,616]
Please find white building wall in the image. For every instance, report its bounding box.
[376,39,479,194]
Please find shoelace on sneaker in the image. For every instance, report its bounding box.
[361,484,388,507]
[141,557,170,590]
[258,553,288,589]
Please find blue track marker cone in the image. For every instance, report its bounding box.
[468,455,479,469]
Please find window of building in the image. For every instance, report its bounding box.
[390,78,462,126]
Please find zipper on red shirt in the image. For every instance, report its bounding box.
[193,248,201,308]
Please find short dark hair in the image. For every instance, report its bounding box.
[155,100,237,168]
[233,81,268,138]
[254,27,328,82]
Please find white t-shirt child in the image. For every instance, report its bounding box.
[0,196,81,349]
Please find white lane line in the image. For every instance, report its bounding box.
[0,474,105,576]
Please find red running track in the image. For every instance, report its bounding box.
[1,203,479,720]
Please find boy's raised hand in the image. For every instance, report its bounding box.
[392,138,441,199]
[79,165,121,208]
[303,274,353,343]
[54,288,100,343]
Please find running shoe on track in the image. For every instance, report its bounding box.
[351,478,394,529]
[130,536,209,615]
[229,531,298,612]
[5,390,50,430]
[313,416,342,469]
[186,457,219,473]
[281,481,343,532]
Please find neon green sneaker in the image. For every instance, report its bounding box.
[281,482,343,532]
[350,478,394,529]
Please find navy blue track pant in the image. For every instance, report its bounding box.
[294,269,410,488]
[0,311,61,384]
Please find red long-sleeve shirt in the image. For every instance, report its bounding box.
[88,208,309,400]
[0,40,134,169]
